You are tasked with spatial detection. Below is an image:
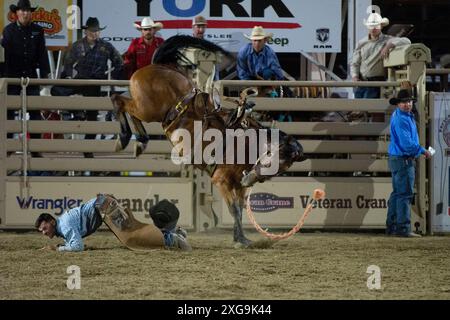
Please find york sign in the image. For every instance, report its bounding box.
[83,0,341,53]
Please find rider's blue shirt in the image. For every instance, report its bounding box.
[55,198,101,252]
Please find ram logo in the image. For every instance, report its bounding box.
[316,28,330,43]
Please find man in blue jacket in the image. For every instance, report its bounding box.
[35,196,190,251]
[387,88,431,237]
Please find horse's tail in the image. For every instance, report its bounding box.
[153,35,232,66]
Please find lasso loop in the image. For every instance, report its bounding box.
[246,188,325,241]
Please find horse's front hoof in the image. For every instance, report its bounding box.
[247,239,277,249]
[233,237,253,248]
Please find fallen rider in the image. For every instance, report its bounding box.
[35,194,191,251]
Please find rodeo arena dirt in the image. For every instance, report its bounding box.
[1,0,450,309]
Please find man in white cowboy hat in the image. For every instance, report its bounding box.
[123,17,164,79]
[351,8,411,101]
[192,15,207,39]
[237,26,284,81]
[51,17,124,159]
[1,0,50,148]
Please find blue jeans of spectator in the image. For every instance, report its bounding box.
[354,87,380,99]
[387,157,415,235]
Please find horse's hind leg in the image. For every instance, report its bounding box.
[216,182,252,247]
[130,116,149,157]
[229,201,251,247]
[111,94,133,151]
[234,187,252,246]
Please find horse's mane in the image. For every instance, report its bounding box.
[153,35,232,66]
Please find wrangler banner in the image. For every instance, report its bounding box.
[82,0,342,54]
[4,179,194,228]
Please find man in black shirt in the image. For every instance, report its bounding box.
[1,0,50,143]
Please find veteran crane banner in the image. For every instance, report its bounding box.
[0,0,74,47]
[82,0,342,54]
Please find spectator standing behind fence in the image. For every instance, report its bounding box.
[1,0,50,149]
[238,26,291,121]
[386,88,431,237]
[351,9,411,102]
[50,17,123,158]
[123,17,164,79]
[237,26,283,82]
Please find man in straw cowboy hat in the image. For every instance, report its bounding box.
[386,86,431,238]
[51,17,123,158]
[351,8,411,100]
[35,195,191,251]
[123,17,164,79]
[192,15,207,39]
[1,0,50,145]
[237,26,283,81]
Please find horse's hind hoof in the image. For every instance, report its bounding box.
[134,142,146,157]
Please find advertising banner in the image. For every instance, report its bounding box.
[5,179,194,228]
[430,92,450,233]
[0,0,74,47]
[219,179,396,228]
[82,0,342,54]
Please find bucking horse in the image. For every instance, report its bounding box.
[111,35,305,247]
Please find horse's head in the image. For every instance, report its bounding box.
[277,132,305,170]
[240,129,305,187]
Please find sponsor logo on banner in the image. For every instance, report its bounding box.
[314,27,332,49]
[439,116,450,150]
[2,0,70,46]
[299,195,387,209]
[316,28,330,43]
[248,193,294,213]
[15,194,179,216]
[8,7,63,36]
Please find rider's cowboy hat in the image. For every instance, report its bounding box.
[389,89,416,105]
[149,199,180,231]
[134,17,163,30]
[82,17,106,31]
[192,15,207,26]
[364,10,389,29]
[10,0,37,13]
[244,26,273,41]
